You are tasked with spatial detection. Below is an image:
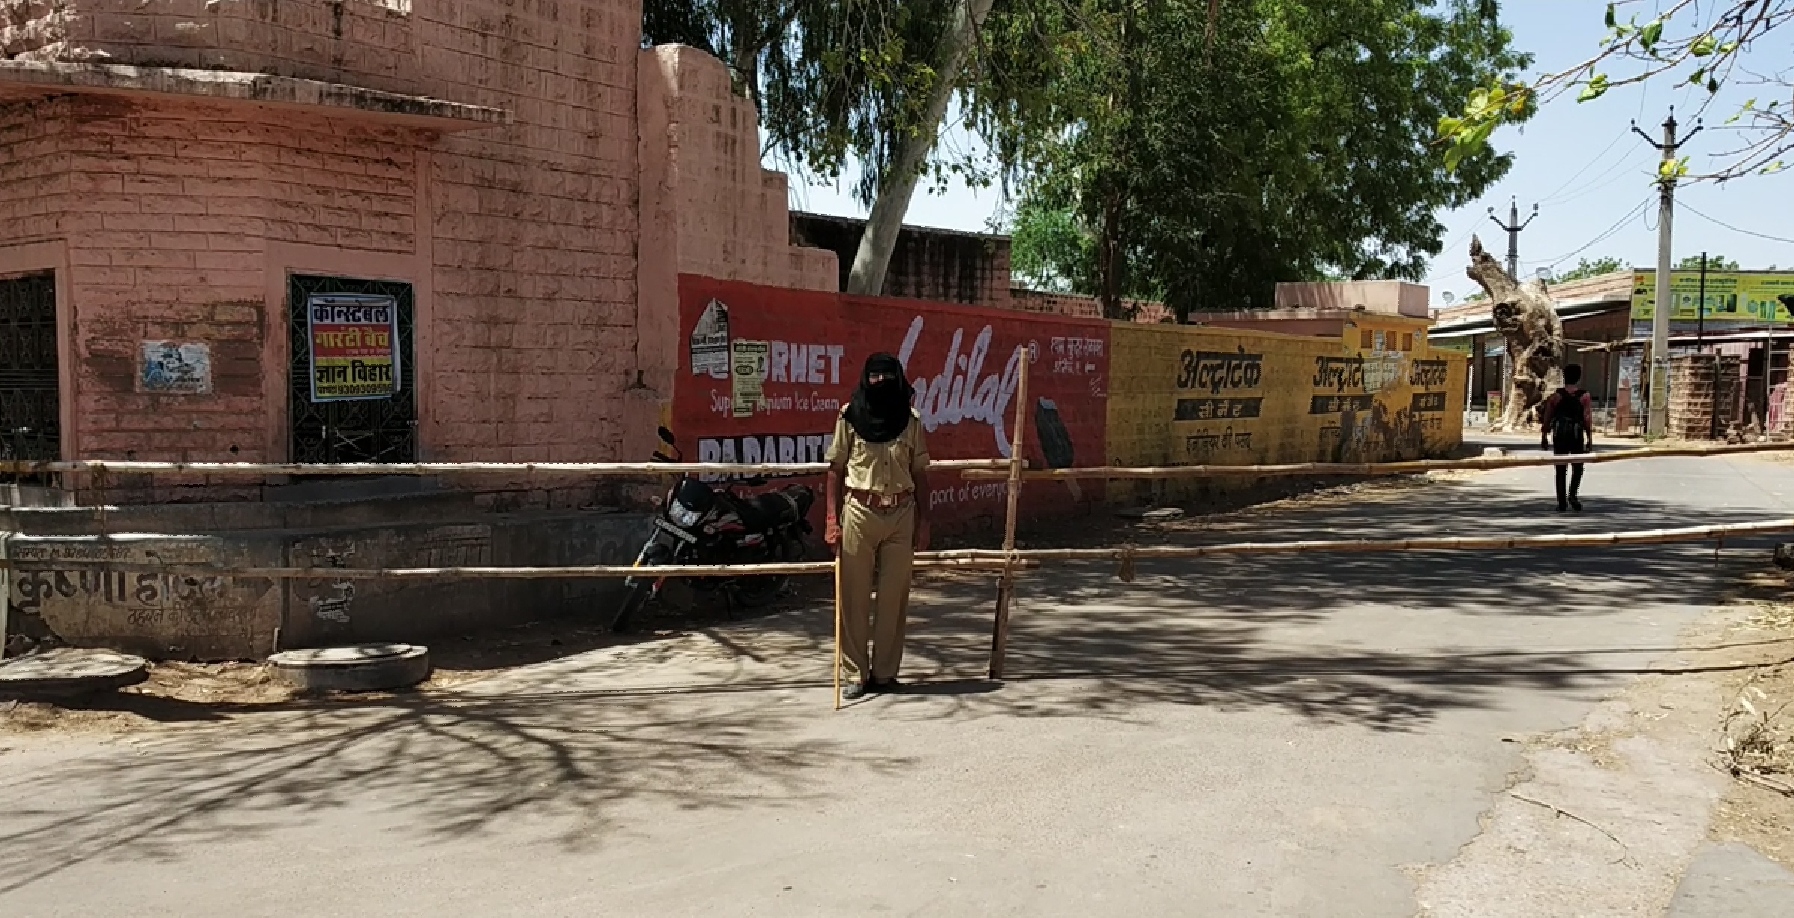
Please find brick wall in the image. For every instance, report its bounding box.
[8,95,427,468]
[1007,288,1172,323]
[0,3,864,478]
[643,46,836,292]
[32,0,420,94]
[0,95,71,244]
[0,0,97,61]
[419,0,644,462]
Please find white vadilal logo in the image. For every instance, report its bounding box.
[897,316,1023,458]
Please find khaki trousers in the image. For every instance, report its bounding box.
[837,499,915,684]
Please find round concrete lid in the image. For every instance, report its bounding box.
[0,648,149,682]
[269,644,422,668]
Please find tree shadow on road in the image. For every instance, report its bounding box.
[0,685,906,896]
[877,482,1789,728]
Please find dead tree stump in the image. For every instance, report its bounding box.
[1467,236,1565,432]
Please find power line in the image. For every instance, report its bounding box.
[1681,202,1794,245]
[1537,133,1628,204]
[1525,196,1653,270]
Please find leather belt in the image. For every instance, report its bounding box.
[847,489,913,512]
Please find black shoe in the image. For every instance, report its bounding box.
[1569,497,1583,512]
[1556,502,1568,512]
[869,678,903,694]
[840,681,868,701]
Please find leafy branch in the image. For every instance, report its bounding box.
[1440,1,1794,181]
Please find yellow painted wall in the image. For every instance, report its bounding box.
[1105,319,1466,502]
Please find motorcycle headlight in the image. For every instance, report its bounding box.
[667,501,706,528]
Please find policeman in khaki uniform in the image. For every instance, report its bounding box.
[825,353,930,700]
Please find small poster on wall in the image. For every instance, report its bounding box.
[690,298,732,380]
[307,293,400,402]
[730,339,769,418]
[138,340,212,394]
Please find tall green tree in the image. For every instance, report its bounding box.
[1555,256,1630,283]
[1009,0,1532,318]
[643,0,1052,296]
[1676,254,1742,271]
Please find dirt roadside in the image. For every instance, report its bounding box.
[1707,570,1794,870]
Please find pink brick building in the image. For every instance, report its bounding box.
[0,0,832,474]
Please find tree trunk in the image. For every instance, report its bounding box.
[1466,235,1565,432]
[845,0,997,296]
[1098,189,1127,319]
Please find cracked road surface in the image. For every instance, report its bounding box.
[3,449,1793,916]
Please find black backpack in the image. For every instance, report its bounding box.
[1551,387,1587,447]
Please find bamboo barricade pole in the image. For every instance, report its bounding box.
[12,515,1783,579]
[0,458,1012,478]
[919,517,1794,564]
[0,557,1034,580]
[988,346,1031,680]
[957,441,1794,482]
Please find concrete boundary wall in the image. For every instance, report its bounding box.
[1106,321,1466,504]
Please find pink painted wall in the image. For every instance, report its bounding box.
[0,2,837,470]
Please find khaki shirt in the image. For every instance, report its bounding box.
[826,410,930,494]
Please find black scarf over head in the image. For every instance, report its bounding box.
[843,353,914,444]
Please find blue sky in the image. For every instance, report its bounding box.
[776,0,1793,304]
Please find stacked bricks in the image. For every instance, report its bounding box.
[1716,354,1742,435]
[1667,353,1719,441]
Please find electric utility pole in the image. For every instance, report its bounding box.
[1632,108,1701,438]
[1487,197,1539,279]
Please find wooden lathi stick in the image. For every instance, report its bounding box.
[833,553,844,711]
[989,345,1031,680]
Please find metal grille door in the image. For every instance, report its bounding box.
[288,274,417,464]
[0,272,60,470]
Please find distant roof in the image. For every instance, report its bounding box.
[790,210,1008,244]
[1430,299,1629,340]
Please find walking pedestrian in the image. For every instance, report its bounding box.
[1540,364,1595,512]
[825,353,931,701]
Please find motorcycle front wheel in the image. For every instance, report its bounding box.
[728,536,800,609]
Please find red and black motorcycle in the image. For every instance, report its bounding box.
[609,428,815,632]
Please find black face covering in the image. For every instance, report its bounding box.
[843,353,914,444]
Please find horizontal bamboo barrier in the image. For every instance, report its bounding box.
[0,556,1034,580]
[957,440,1794,481]
[0,458,1012,478]
[924,518,1794,563]
[5,519,1781,582]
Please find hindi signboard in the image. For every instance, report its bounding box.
[1630,270,1794,324]
[307,293,400,402]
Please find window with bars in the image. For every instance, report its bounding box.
[0,271,60,475]
[288,274,417,464]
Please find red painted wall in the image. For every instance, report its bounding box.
[672,275,1110,533]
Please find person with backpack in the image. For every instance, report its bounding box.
[1540,364,1595,512]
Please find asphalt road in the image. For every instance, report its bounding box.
[3,449,1793,917]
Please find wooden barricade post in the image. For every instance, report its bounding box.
[989,346,1031,680]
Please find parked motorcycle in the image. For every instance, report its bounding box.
[609,428,816,633]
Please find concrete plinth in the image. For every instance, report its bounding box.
[0,648,149,699]
[269,644,431,692]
